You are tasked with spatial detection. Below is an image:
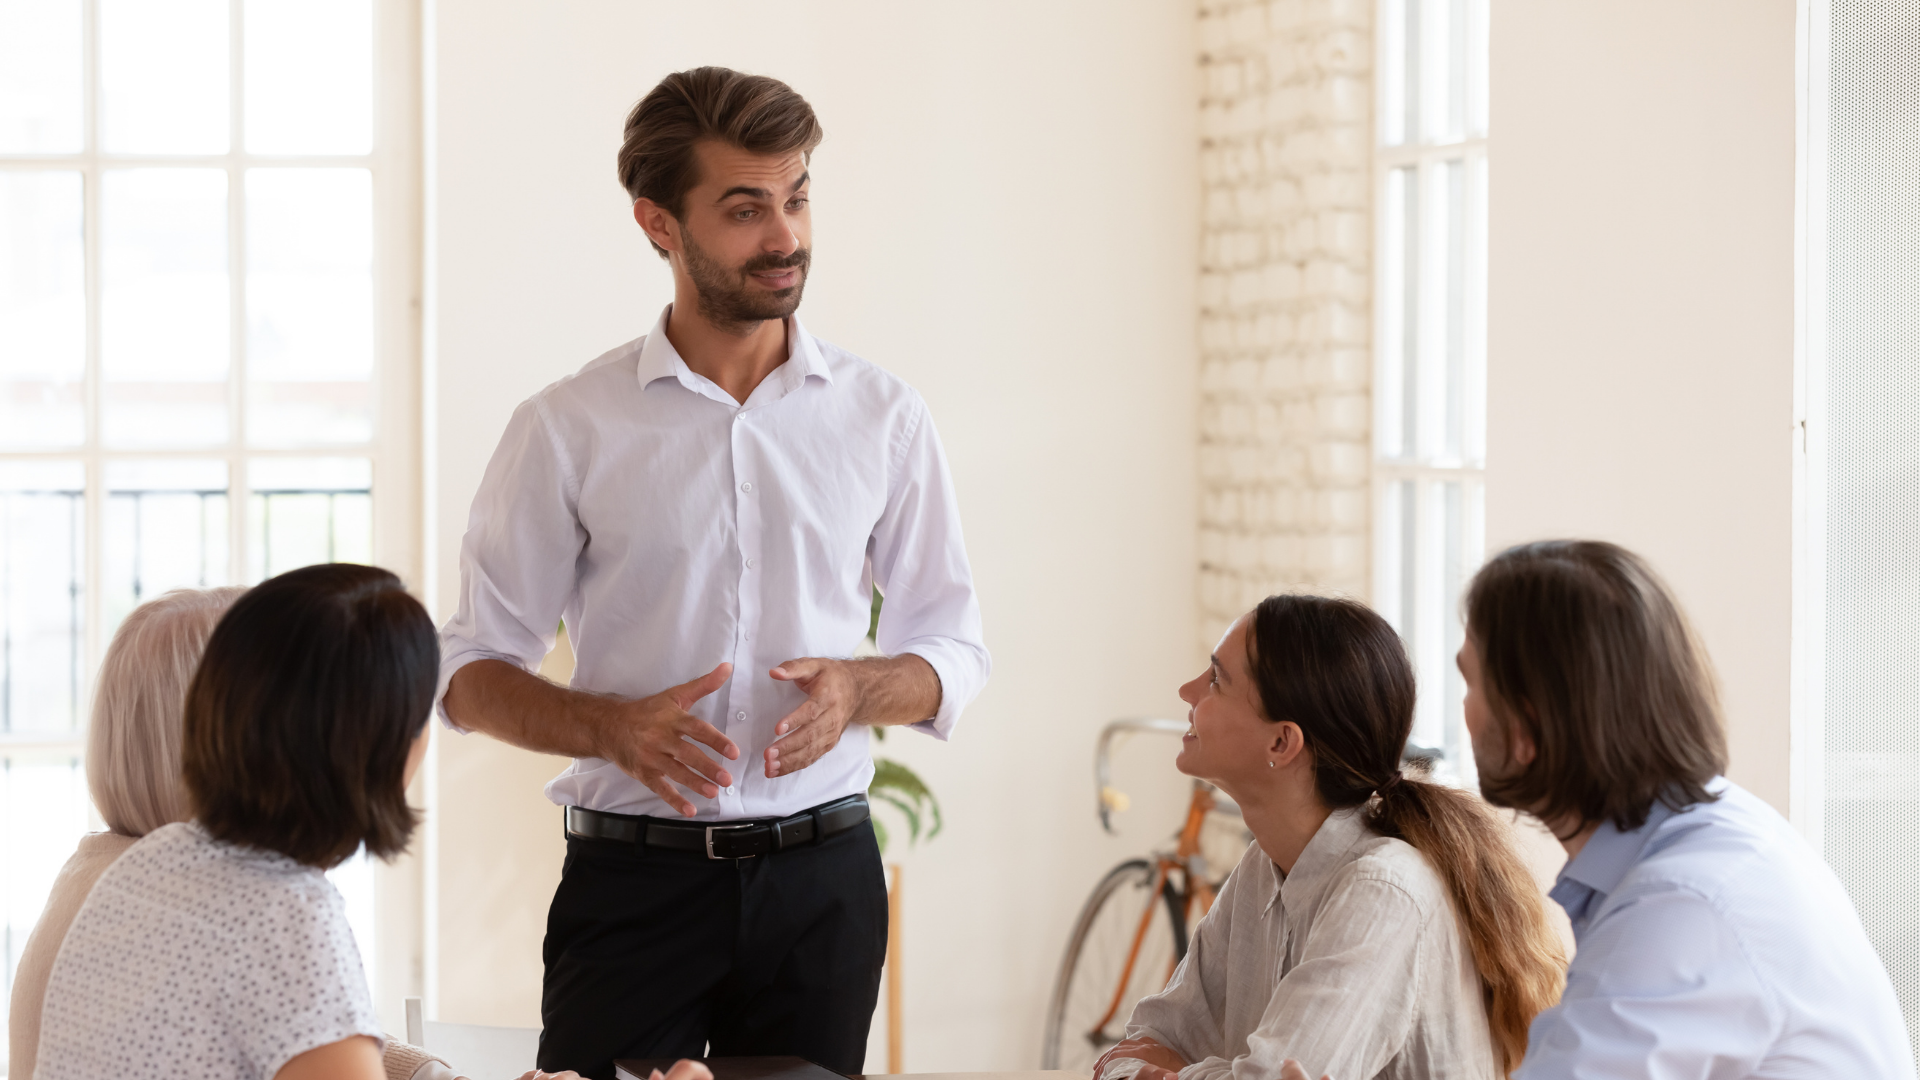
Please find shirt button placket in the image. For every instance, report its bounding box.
[730,407,757,816]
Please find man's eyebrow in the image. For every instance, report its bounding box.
[715,172,811,203]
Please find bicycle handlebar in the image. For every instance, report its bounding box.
[1094,718,1189,834]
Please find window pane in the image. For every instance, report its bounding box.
[0,0,84,153]
[1430,0,1468,143]
[0,754,92,1034]
[247,169,373,445]
[1381,166,1419,458]
[244,0,372,154]
[0,171,85,448]
[102,460,230,640]
[1441,481,1470,769]
[101,169,230,447]
[1442,159,1468,460]
[0,462,84,736]
[248,458,371,581]
[1468,0,1489,137]
[1381,0,1417,146]
[99,0,229,154]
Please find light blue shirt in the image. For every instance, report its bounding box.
[1516,778,1914,1079]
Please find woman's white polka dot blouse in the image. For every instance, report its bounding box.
[36,821,384,1079]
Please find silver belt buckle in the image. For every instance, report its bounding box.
[705,823,756,860]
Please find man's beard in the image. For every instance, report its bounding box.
[682,231,810,334]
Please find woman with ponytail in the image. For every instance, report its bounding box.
[1094,594,1564,1080]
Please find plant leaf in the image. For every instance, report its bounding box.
[872,789,922,844]
[871,815,890,855]
[868,756,942,847]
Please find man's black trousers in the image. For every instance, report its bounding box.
[536,812,888,1080]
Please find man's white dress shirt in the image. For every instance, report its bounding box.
[1516,779,1914,1079]
[438,306,989,821]
[1108,809,1498,1080]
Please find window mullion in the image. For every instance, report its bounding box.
[227,0,247,585]
[81,0,104,692]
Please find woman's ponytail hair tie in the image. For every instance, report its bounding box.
[1376,772,1405,798]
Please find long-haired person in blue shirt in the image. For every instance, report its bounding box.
[1291,539,1913,1080]
[1467,541,1911,1078]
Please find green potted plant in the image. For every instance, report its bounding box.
[862,587,942,854]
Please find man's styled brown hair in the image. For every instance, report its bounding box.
[183,563,437,869]
[1246,594,1565,1074]
[617,66,824,257]
[1466,539,1728,836]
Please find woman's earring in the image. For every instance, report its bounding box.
[1267,760,1275,769]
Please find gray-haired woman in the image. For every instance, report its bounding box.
[9,586,247,1080]
[9,587,467,1080]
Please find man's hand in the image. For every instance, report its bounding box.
[592,663,741,816]
[1093,1036,1187,1080]
[763,653,942,778]
[1276,1062,1330,1080]
[765,658,858,777]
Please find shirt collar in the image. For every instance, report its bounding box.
[634,304,834,401]
[1551,775,1728,910]
[1269,807,1373,917]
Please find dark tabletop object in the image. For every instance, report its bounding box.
[613,1056,851,1080]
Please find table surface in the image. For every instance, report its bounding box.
[859,1073,1082,1080]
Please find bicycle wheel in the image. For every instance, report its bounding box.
[1041,859,1187,1072]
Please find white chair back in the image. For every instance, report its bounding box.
[405,996,542,1078]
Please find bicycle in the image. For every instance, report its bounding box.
[1039,718,1247,1074]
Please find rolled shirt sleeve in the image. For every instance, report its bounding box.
[869,398,990,740]
[436,395,586,728]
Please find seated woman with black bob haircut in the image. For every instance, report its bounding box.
[1096,595,1566,1080]
[36,564,694,1080]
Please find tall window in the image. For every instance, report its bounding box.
[0,0,416,1051]
[1803,0,1920,1049]
[1372,0,1488,773]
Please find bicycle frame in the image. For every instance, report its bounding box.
[1085,780,1218,1040]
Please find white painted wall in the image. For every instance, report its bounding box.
[1486,0,1798,811]
[423,2,1200,1070]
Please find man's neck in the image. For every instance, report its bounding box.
[1557,818,1601,862]
[663,295,790,405]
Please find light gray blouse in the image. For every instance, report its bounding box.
[36,822,385,1080]
[1105,808,1497,1080]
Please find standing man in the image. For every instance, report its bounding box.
[438,67,989,1080]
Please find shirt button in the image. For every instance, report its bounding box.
[745,557,757,569]
[735,711,747,721]
[740,482,753,493]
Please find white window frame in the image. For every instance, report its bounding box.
[1788,0,1830,846]
[0,0,422,1031]
[1371,0,1489,773]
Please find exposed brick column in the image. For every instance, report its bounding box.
[1196,0,1373,650]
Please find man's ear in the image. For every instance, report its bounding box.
[633,198,682,255]
[1506,708,1539,768]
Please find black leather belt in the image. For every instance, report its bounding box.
[564,793,870,860]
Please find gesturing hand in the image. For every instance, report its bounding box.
[764,658,859,778]
[1093,1035,1187,1080]
[595,663,741,816]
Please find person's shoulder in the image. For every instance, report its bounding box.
[1623,782,1799,901]
[1339,832,1451,918]
[103,823,328,918]
[809,333,927,412]
[522,336,649,416]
